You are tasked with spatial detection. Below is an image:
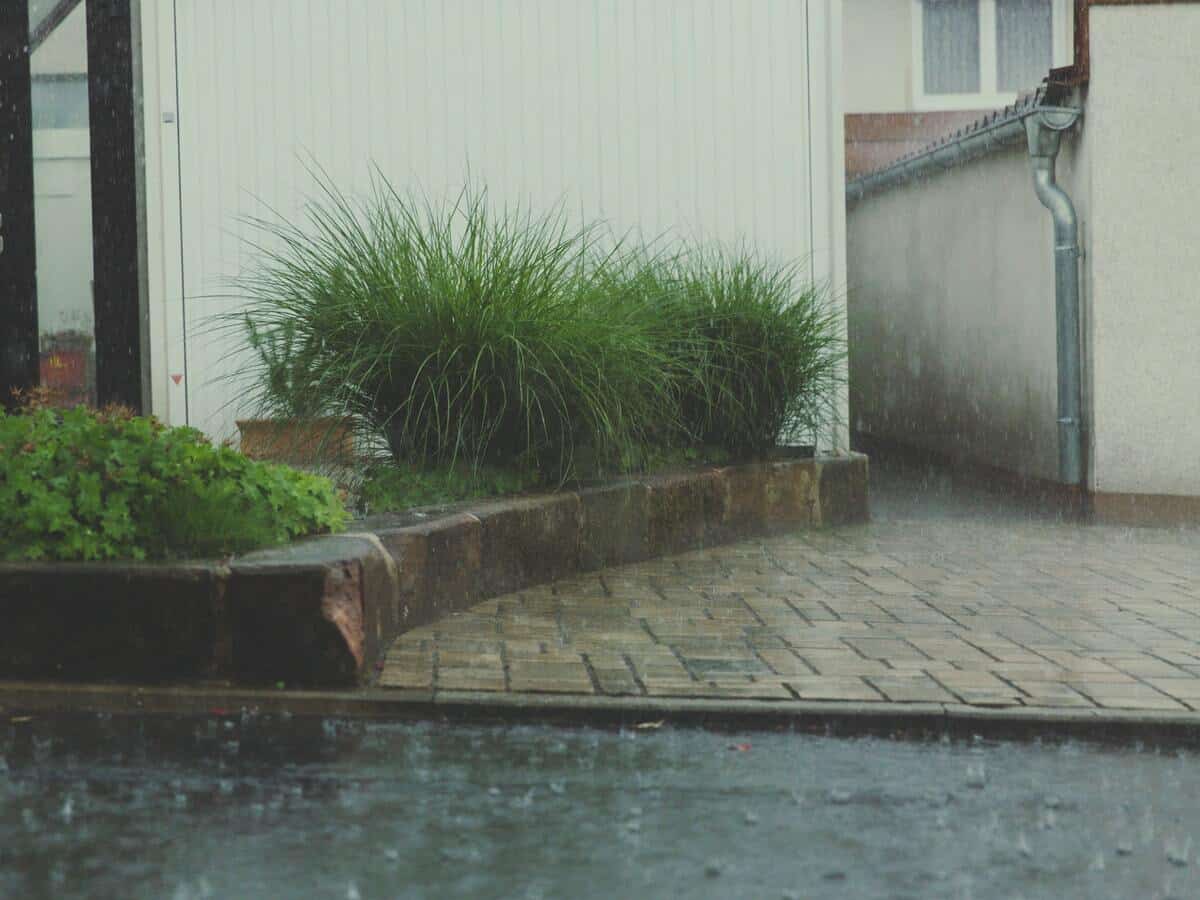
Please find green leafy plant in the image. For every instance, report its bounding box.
[648,248,844,457]
[356,462,542,514]
[241,315,326,419]
[230,171,842,486]
[230,172,675,482]
[0,404,347,562]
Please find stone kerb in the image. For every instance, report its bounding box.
[0,455,867,687]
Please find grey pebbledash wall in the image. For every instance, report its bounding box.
[847,134,1088,485]
[847,3,1200,510]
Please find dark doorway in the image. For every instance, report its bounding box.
[0,0,142,411]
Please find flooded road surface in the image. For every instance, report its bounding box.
[1,714,1198,899]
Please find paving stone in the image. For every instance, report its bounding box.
[866,677,958,704]
[437,668,506,692]
[372,513,1200,717]
[785,677,885,702]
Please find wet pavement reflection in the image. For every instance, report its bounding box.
[2,713,1199,898]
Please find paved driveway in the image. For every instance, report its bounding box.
[380,458,1200,715]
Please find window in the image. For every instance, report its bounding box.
[32,76,91,130]
[913,0,1071,110]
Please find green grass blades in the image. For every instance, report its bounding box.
[231,170,841,480]
[231,172,673,482]
[650,247,844,457]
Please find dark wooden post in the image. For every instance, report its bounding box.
[87,0,144,411]
[0,3,38,407]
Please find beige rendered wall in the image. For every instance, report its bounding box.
[1086,5,1200,498]
[846,131,1092,483]
[843,0,912,113]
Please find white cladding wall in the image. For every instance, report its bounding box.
[1086,6,1200,497]
[141,0,847,446]
[846,134,1091,484]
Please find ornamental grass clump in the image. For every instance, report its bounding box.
[0,402,346,562]
[652,248,844,457]
[233,174,673,481]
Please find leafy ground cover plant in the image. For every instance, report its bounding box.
[0,402,347,562]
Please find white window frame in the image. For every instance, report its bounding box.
[911,0,1073,111]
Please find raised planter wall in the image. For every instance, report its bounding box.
[0,455,868,686]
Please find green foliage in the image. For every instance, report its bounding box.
[356,462,542,515]
[648,248,844,458]
[0,406,347,562]
[230,172,673,481]
[231,171,842,479]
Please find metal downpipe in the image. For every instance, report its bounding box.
[1025,110,1084,490]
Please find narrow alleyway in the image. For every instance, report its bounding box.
[380,453,1200,715]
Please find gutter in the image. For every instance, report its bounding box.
[846,96,1086,492]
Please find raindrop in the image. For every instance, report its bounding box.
[1166,837,1191,867]
[0,755,7,775]
[1017,832,1032,859]
[60,796,74,825]
[964,763,986,789]
[218,779,234,796]
[511,788,536,809]
[175,793,188,808]
[346,882,361,900]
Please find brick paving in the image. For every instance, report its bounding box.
[380,515,1200,714]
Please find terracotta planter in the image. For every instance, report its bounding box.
[236,417,355,464]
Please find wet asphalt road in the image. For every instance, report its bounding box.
[2,714,1200,900]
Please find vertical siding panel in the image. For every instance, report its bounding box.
[174,0,829,438]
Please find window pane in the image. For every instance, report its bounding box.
[923,0,981,94]
[996,0,1053,92]
[31,77,91,129]
[31,2,98,408]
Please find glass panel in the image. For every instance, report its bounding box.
[923,0,981,94]
[996,0,1053,92]
[30,0,96,407]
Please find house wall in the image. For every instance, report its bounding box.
[138,0,848,451]
[847,2,1200,504]
[843,0,1073,115]
[847,131,1091,483]
[1086,5,1200,499]
[843,0,912,113]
